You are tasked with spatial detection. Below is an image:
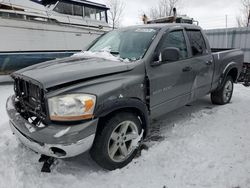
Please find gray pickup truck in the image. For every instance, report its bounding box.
[6,24,244,170]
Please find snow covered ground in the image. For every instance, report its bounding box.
[0,84,250,188]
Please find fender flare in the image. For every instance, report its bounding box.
[95,98,150,137]
[222,62,239,77]
[217,62,239,90]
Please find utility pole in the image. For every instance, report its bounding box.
[225,15,228,48]
[247,9,250,27]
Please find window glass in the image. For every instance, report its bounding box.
[53,2,106,21]
[54,2,73,15]
[89,28,159,61]
[89,8,96,19]
[85,7,96,19]
[84,7,91,18]
[94,9,106,21]
[186,30,207,56]
[100,11,106,21]
[84,7,106,21]
[1,12,24,19]
[73,4,83,16]
[95,9,102,21]
[158,30,188,60]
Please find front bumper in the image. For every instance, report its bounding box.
[6,96,98,158]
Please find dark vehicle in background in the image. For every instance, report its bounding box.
[238,63,250,86]
[6,24,244,170]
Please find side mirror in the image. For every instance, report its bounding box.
[161,47,180,62]
[151,47,180,67]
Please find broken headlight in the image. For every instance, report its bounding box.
[48,94,96,121]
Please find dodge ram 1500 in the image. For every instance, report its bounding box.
[6,24,244,170]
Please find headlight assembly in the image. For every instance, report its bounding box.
[48,94,96,121]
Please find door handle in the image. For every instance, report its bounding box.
[206,60,213,65]
[182,66,192,72]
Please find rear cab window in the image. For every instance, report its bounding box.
[186,30,208,56]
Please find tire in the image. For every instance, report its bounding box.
[211,76,234,105]
[90,112,142,170]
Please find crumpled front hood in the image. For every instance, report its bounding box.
[14,56,134,89]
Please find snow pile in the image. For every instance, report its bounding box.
[73,51,120,62]
[0,84,250,188]
[73,50,131,63]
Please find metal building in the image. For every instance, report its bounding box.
[205,27,250,63]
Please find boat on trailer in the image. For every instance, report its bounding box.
[0,0,110,75]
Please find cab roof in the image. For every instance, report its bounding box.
[121,23,202,31]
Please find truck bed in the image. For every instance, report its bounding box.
[211,48,244,86]
[211,48,234,53]
[211,48,250,86]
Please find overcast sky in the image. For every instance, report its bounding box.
[94,0,242,29]
[4,0,243,29]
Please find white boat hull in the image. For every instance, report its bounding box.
[0,17,104,52]
[0,0,110,76]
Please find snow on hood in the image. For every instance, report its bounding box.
[72,51,130,63]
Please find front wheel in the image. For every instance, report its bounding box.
[211,76,234,105]
[90,112,142,170]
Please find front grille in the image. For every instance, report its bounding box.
[13,77,47,122]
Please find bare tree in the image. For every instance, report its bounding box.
[237,0,250,27]
[106,0,125,29]
[149,0,179,19]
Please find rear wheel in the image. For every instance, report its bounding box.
[211,76,234,105]
[90,112,142,170]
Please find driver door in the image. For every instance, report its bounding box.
[147,29,195,118]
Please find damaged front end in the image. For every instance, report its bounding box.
[12,75,48,127]
[6,75,98,159]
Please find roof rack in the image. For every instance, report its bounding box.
[143,8,198,25]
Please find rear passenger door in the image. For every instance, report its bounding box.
[186,29,214,98]
[147,29,195,118]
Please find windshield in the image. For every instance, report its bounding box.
[88,28,159,61]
